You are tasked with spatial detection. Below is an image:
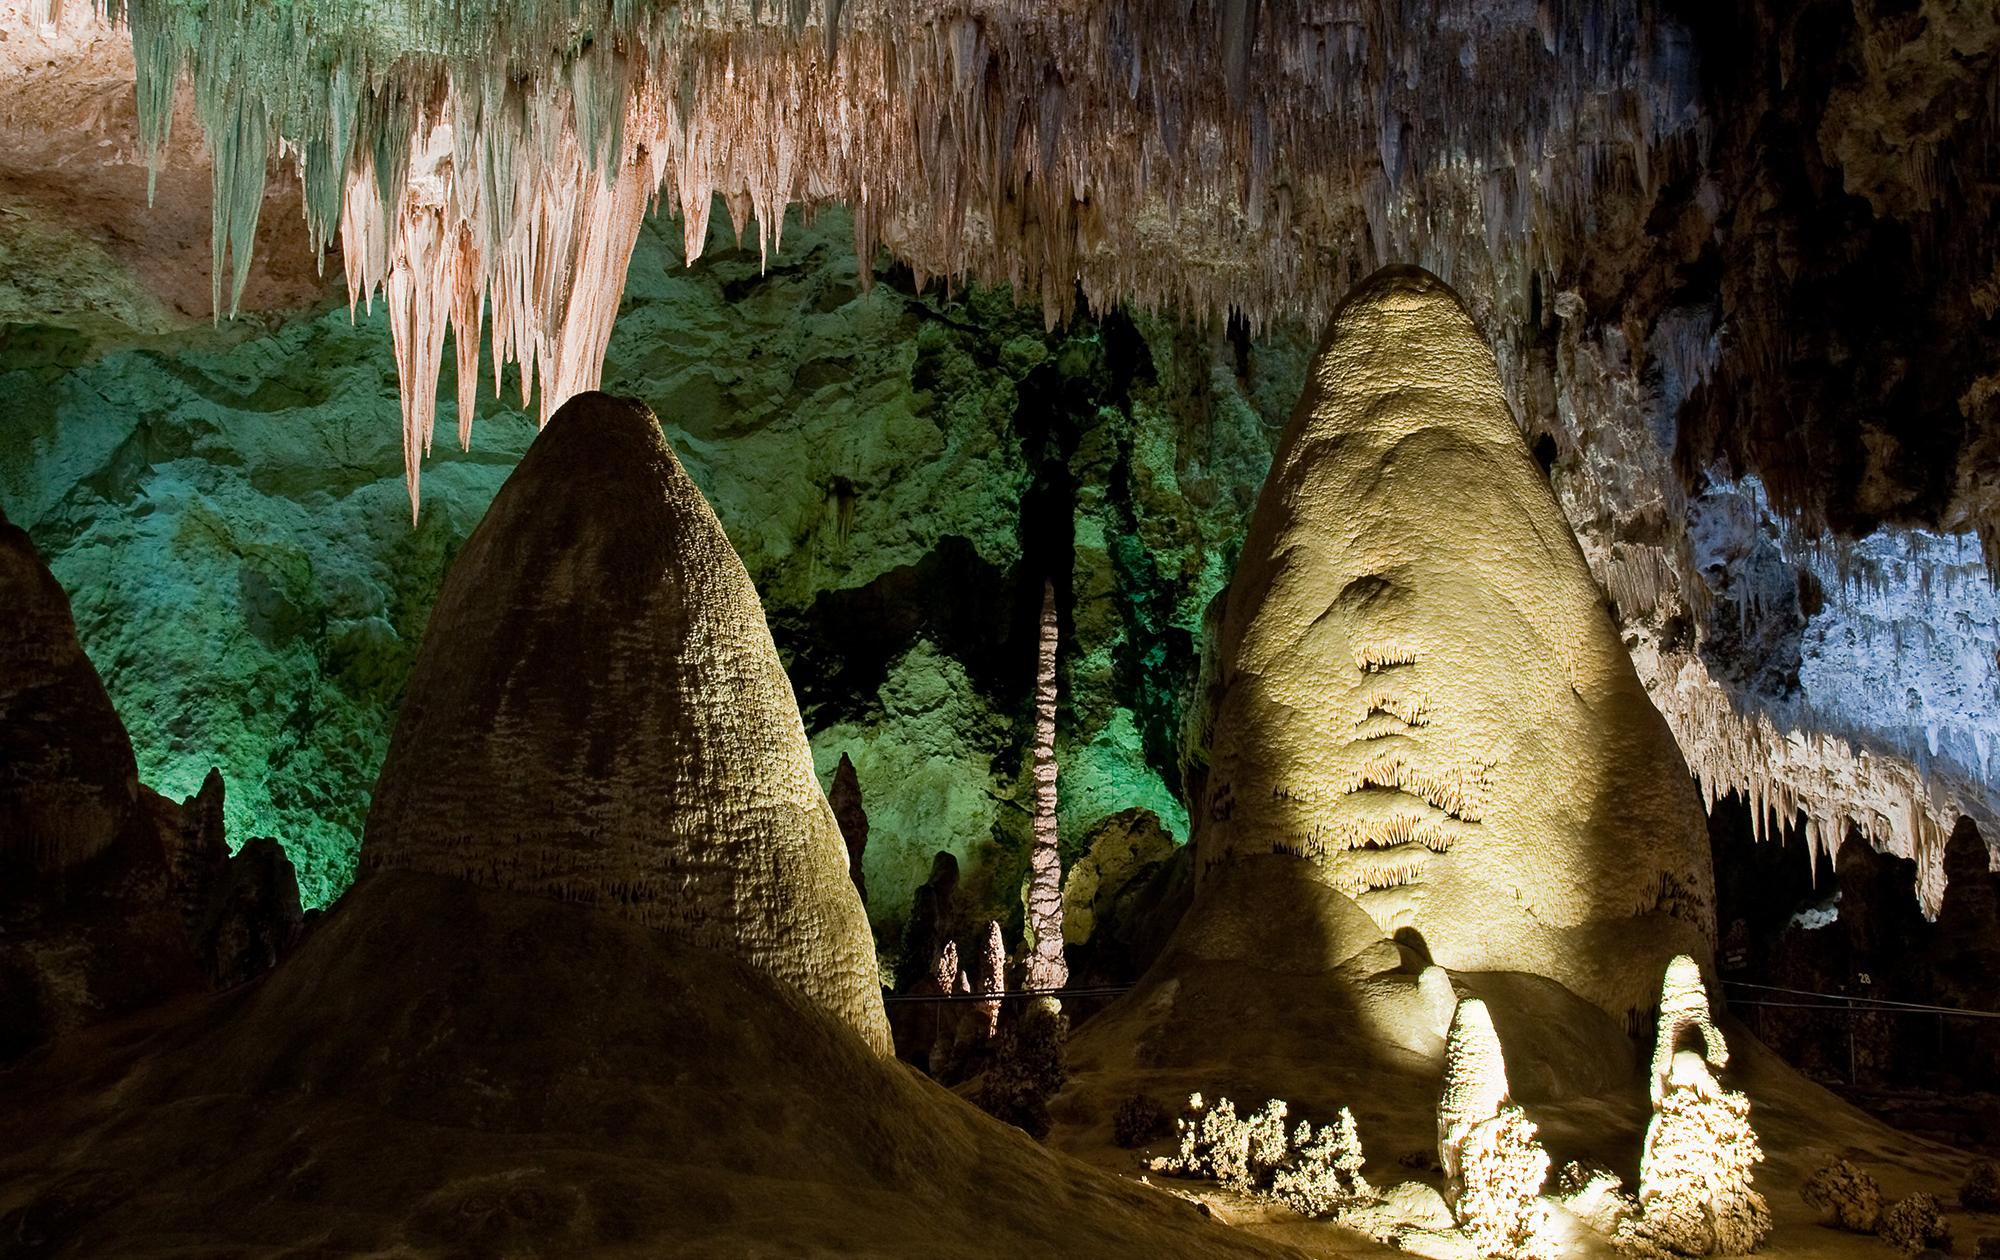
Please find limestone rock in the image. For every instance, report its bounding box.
[1062,812,1194,988]
[1062,807,1178,947]
[828,752,869,911]
[1801,1159,1883,1233]
[360,392,890,1055]
[1195,264,1715,1020]
[0,504,143,875]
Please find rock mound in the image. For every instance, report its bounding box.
[0,510,300,1061]
[361,392,888,1053]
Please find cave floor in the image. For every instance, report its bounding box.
[1044,1010,2000,1258]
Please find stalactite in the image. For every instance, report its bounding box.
[1644,648,1988,916]
[1024,579,1067,994]
[61,0,1689,511]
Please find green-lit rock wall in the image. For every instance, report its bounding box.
[0,207,1307,930]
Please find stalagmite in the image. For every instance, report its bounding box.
[1649,956,1725,1107]
[361,392,891,1055]
[0,506,143,875]
[829,752,869,910]
[1024,578,1067,993]
[1196,265,1714,1019]
[1438,998,1554,1260]
[1,510,301,1058]
[1438,998,1511,1198]
[928,939,963,1072]
[977,919,1006,1040]
[1620,955,1770,1257]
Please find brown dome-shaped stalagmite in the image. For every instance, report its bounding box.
[1194,265,1715,1021]
[362,392,890,1054]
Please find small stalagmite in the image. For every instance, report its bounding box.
[1195,265,1715,1019]
[977,919,1006,1040]
[362,392,890,1055]
[1624,955,1771,1256]
[1438,997,1553,1258]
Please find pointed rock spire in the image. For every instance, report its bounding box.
[361,392,890,1054]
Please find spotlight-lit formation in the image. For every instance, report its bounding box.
[3,0,2000,1255]
[1193,265,1713,1018]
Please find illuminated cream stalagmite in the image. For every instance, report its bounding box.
[1197,265,1714,1019]
[362,392,890,1055]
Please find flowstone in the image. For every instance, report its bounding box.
[1194,265,1715,1019]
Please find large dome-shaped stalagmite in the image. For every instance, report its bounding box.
[361,391,889,1054]
[1194,265,1716,1021]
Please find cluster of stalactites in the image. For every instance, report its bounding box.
[1647,650,1991,916]
[56,0,1698,517]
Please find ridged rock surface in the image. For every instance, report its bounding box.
[1196,265,1715,1020]
[361,392,890,1054]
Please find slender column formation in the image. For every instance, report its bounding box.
[1024,579,1067,994]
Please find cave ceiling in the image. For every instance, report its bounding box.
[2,0,1998,904]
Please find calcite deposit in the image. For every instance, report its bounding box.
[1195,265,1714,1018]
[362,391,890,1053]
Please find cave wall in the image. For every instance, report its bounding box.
[9,192,2000,933]
[0,207,1307,922]
[8,189,2000,935]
